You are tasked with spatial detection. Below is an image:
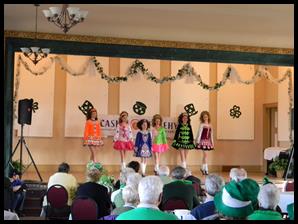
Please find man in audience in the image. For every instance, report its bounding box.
[191,174,224,220]
[185,168,203,196]
[4,176,14,211]
[157,165,173,185]
[229,167,247,182]
[116,176,178,220]
[247,177,283,220]
[76,162,112,219]
[161,166,199,210]
[10,171,27,216]
[114,161,140,190]
[111,167,135,208]
[40,162,77,217]
[287,203,294,220]
[4,210,19,220]
[214,178,259,219]
[111,185,139,215]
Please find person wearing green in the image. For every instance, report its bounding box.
[287,203,294,220]
[247,177,283,220]
[116,176,179,220]
[172,112,195,169]
[152,114,169,173]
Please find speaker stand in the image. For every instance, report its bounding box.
[5,124,43,182]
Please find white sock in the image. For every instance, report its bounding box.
[205,164,208,172]
[155,164,159,172]
[143,163,147,175]
[201,164,204,170]
[182,161,186,168]
[122,162,126,169]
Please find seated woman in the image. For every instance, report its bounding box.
[75,163,112,219]
[247,177,283,220]
[111,185,139,215]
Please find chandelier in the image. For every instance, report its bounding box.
[42,4,88,33]
[21,4,50,65]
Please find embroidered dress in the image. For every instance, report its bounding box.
[152,127,169,153]
[172,123,195,150]
[83,120,103,146]
[113,123,134,151]
[196,124,214,150]
[134,131,152,158]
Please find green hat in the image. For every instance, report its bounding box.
[214,179,259,219]
[287,203,294,220]
[86,161,103,171]
[238,178,260,210]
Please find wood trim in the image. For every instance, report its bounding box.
[4,30,293,55]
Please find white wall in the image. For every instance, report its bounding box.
[217,63,254,140]
[14,52,55,137]
[64,55,109,137]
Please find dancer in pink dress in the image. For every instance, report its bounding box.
[113,111,134,170]
[151,114,169,173]
[195,111,214,175]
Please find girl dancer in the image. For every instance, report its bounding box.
[83,108,103,162]
[196,111,214,175]
[152,114,168,173]
[113,111,134,170]
[172,112,195,168]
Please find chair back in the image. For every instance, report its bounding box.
[285,181,294,191]
[162,198,189,211]
[46,184,68,208]
[71,196,98,220]
[46,184,70,219]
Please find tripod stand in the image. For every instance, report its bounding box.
[5,124,43,182]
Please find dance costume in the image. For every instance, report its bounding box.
[172,123,195,150]
[113,123,134,151]
[196,124,214,150]
[152,127,168,153]
[134,131,152,158]
[83,119,103,146]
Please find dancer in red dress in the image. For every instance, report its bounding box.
[195,111,214,175]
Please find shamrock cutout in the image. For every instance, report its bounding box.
[230,105,242,119]
[133,101,147,115]
[78,100,94,116]
[32,101,39,113]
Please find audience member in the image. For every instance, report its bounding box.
[4,210,19,220]
[157,165,173,185]
[10,171,27,216]
[76,163,112,219]
[191,174,224,220]
[40,162,77,217]
[4,176,14,211]
[214,178,259,220]
[247,177,283,220]
[287,203,294,220]
[229,168,247,182]
[111,167,135,208]
[114,161,140,190]
[161,166,199,210]
[185,168,203,196]
[111,185,139,215]
[116,176,178,220]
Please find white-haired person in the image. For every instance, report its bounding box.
[157,165,173,185]
[247,177,283,220]
[229,167,247,182]
[190,174,224,220]
[111,167,135,208]
[111,185,139,216]
[116,176,178,220]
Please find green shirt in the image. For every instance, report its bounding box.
[116,207,179,220]
[247,210,283,220]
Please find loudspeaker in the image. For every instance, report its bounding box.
[18,99,33,125]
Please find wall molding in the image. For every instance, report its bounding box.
[4,30,293,55]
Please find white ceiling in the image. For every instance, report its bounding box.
[4,4,294,48]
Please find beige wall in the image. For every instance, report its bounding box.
[13,58,285,172]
